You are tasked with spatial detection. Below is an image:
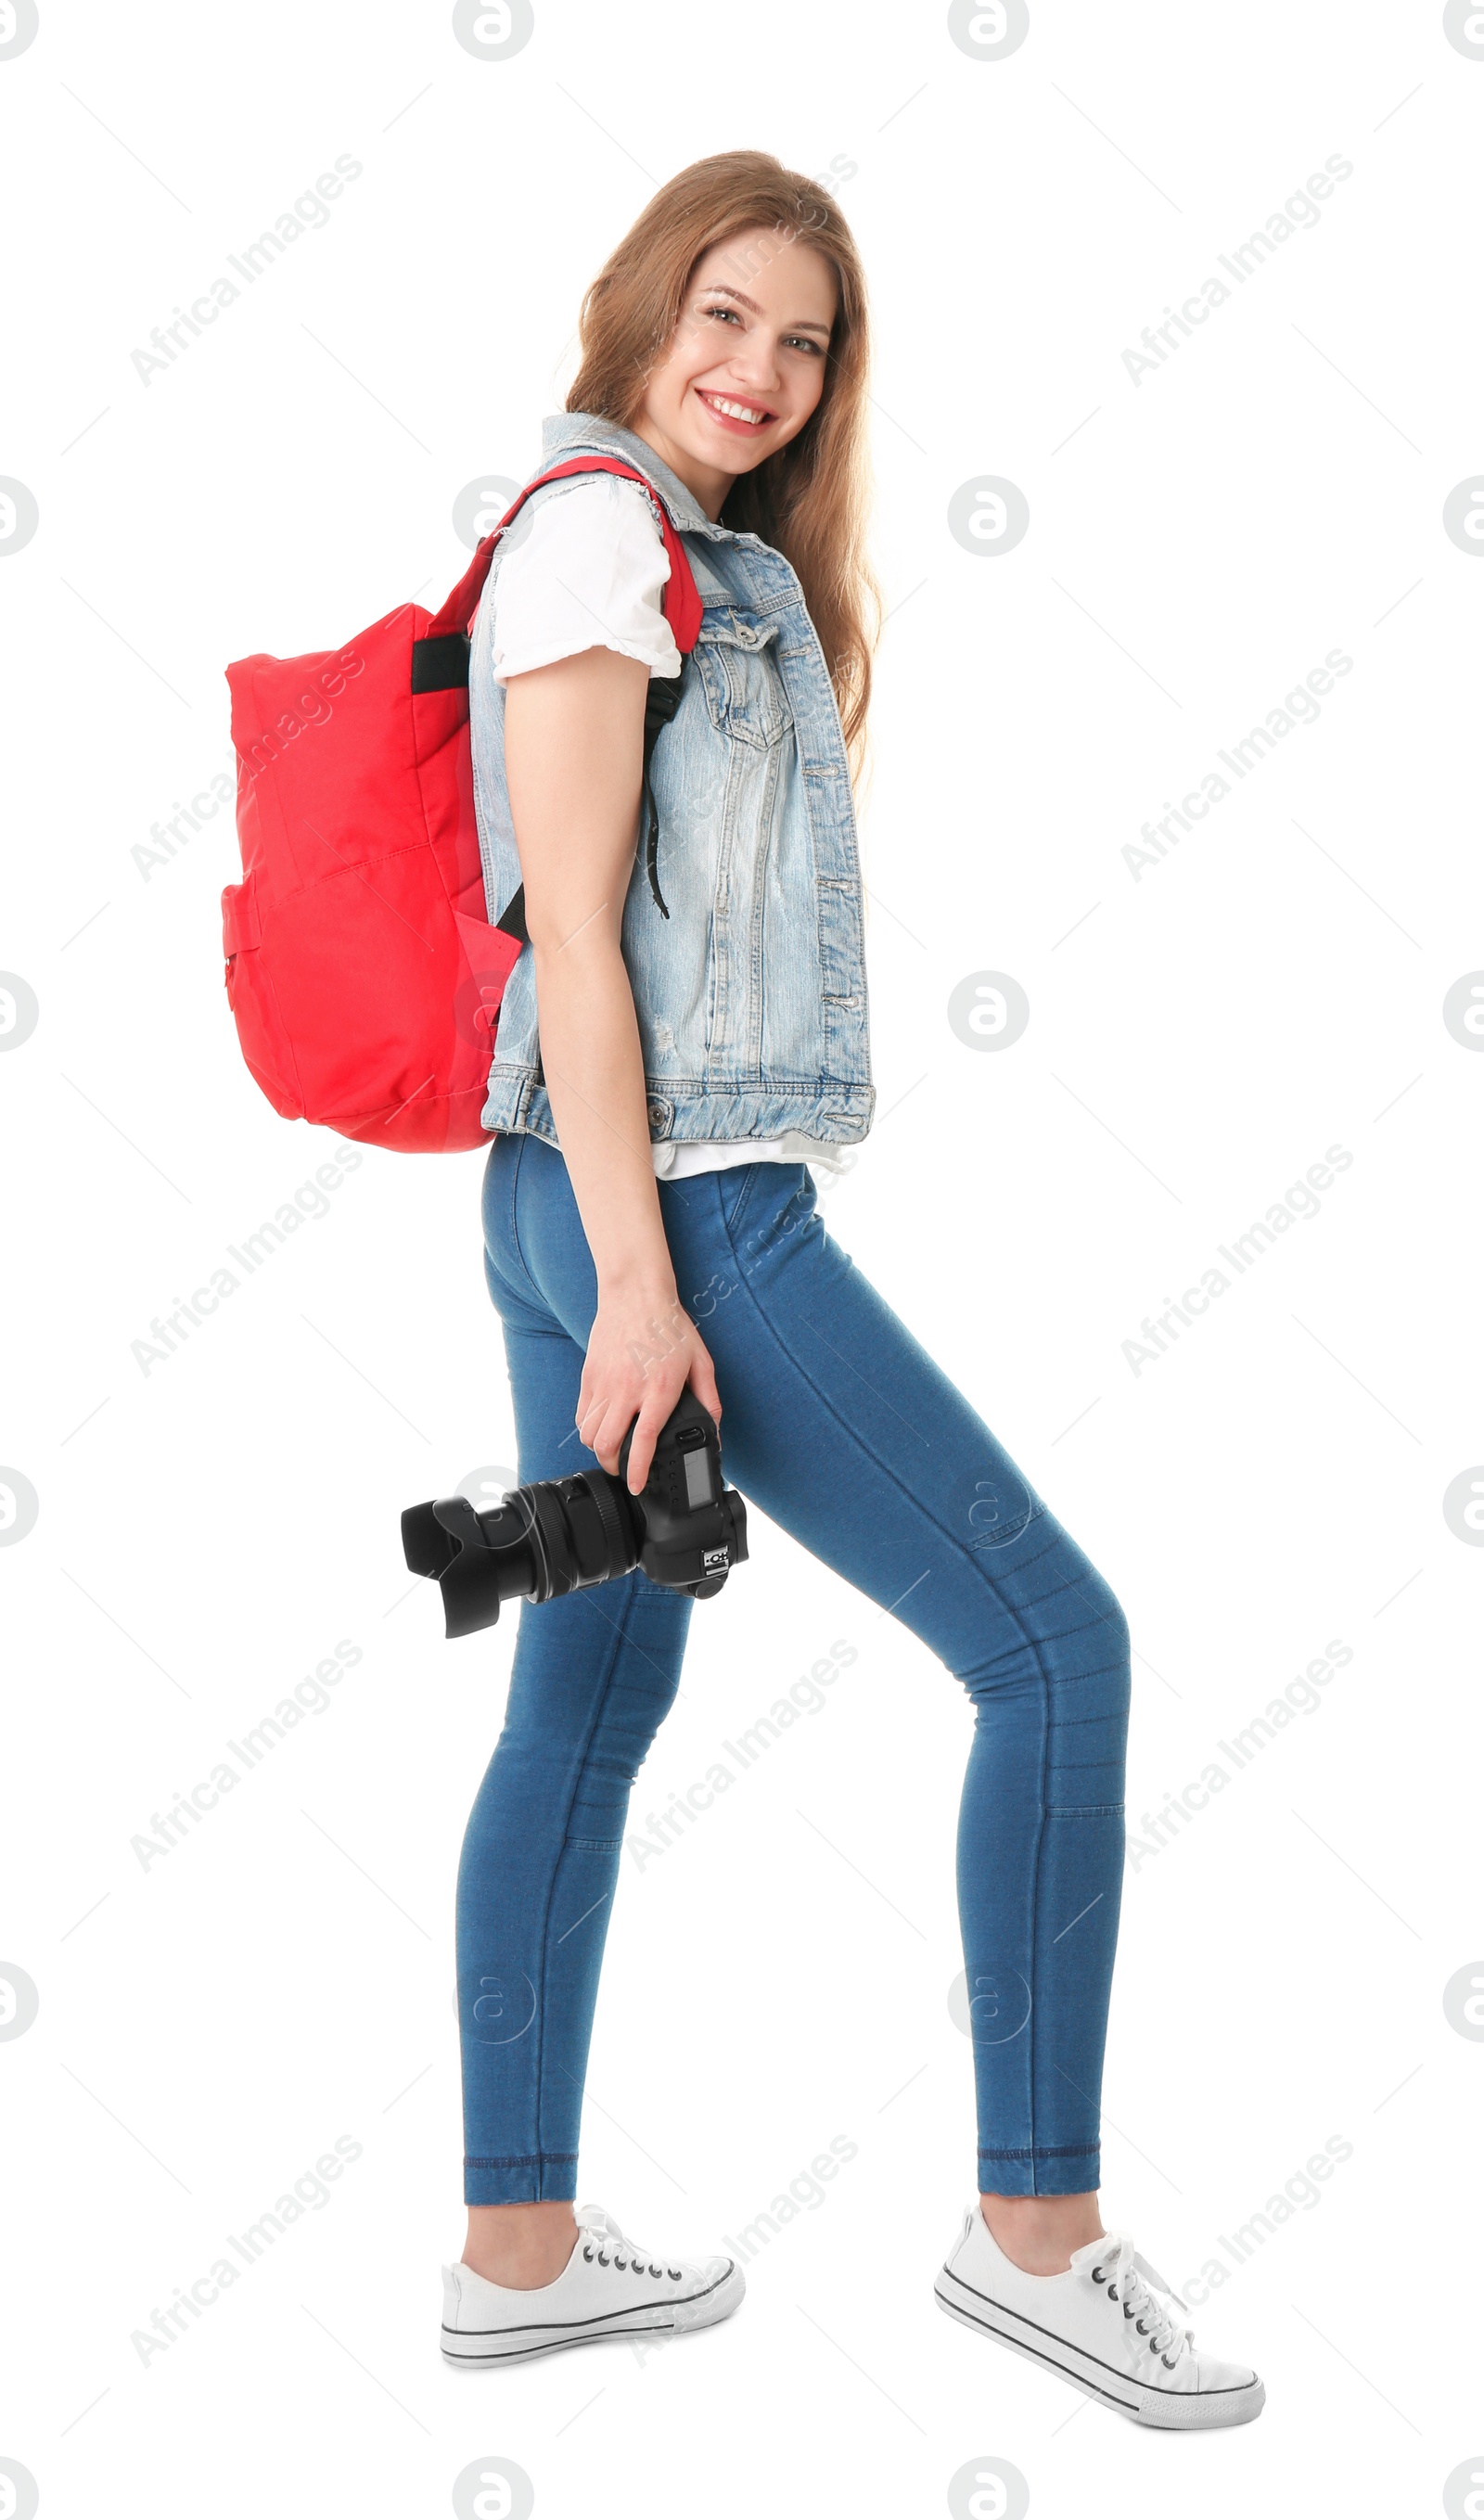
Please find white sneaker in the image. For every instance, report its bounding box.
[935,2204,1265,2429]
[441,2202,744,2368]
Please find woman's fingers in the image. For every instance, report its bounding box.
[685,1348,723,1426]
[622,1378,683,1493]
[581,1397,627,1476]
[575,1311,723,1490]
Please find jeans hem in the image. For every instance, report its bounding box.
[465,2152,578,2207]
[978,2145,1101,2199]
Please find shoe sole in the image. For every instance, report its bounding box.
[934,2267,1265,2430]
[441,2259,745,2368]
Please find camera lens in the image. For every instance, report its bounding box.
[403,1391,745,1640]
[401,1473,643,1639]
[519,1475,641,1600]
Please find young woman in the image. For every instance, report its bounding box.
[440,150,1263,2429]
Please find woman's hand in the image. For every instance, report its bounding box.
[576,1278,723,1493]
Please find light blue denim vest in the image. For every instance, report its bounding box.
[468,412,874,1154]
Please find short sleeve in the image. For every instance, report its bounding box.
[489,474,683,684]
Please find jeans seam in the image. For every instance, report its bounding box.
[718,1161,761,1240]
[712,1183,1061,1631]
[726,1179,1064,1574]
[531,1581,642,2176]
[978,2143,1098,2159]
[710,1174,1067,2186]
[1028,1648,1050,2194]
[506,1132,545,1308]
[465,2152,579,2168]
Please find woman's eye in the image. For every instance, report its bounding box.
[696,304,825,354]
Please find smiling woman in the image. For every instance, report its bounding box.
[560,150,879,760]
[441,148,1260,2435]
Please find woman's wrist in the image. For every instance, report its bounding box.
[595,1262,681,1307]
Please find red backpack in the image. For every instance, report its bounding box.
[222,458,703,1153]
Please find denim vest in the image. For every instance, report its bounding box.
[469,413,874,1154]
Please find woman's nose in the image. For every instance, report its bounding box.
[724,337,784,393]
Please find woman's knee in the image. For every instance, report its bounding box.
[953,1577,1132,1797]
[1063,1555,1132,1744]
[1082,1564,1131,1674]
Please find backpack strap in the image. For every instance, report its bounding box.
[420,457,702,654]
[481,457,704,650]
[418,457,704,943]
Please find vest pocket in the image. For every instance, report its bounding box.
[694,616,793,750]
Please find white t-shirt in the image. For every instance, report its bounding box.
[490,472,851,1184]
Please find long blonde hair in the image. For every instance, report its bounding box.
[566,150,880,767]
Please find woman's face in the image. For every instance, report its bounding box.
[634,226,838,518]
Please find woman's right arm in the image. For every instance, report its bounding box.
[503,645,722,1494]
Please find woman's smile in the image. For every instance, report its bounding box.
[630,229,838,518]
[693,386,776,433]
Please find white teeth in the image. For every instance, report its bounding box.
[703,392,769,425]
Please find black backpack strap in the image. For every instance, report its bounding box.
[496,664,686,943]
[638,671,685,920]
[494,884,529,944]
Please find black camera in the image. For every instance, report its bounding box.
[401,1388,748,1640]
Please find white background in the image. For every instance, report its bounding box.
[3,2,1481,2514]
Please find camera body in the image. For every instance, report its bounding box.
[402,1388,748,1640]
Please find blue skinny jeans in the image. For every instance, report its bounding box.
[458,1134,1131,2206]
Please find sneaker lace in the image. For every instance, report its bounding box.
[575,2204,681,2282]
[1091,2232,1195,2365]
